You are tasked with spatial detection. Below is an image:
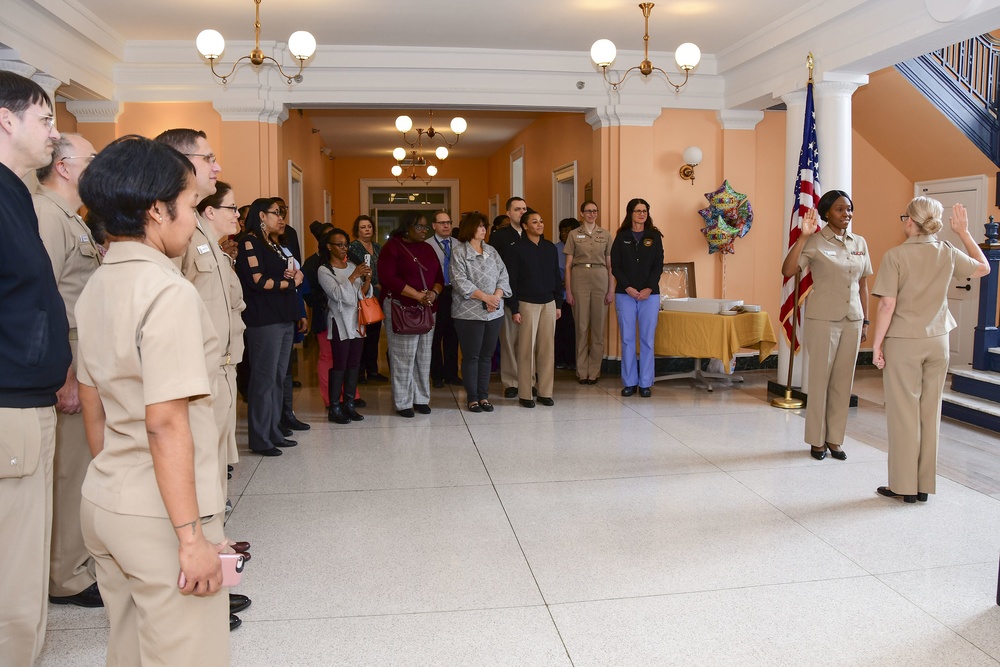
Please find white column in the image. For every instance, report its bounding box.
[813,80,860,205]
[777,90,807,387]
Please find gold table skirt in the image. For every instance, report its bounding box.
[654,310,777,363]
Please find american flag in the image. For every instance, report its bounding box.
[779,81,820,352]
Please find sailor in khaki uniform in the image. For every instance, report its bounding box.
[76,136,230,665]
[33,132,105,608]
[871,198,989,502]
[564,200,614,383]
[782,190,871,460]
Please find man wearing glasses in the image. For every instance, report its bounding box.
[426,210,461,388]
[0,70,71,666]
[155,128,251,630]
[33,132,105,612]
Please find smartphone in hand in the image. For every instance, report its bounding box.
[177,553,245,588]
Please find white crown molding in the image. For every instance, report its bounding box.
[213,99,288,125]
[716,110,765,131]
[65,100,123,124]
[585,105,664,129]
[0,59,36,77]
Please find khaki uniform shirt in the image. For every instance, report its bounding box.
[564,225,612,266]
[175,215,245,364]
[798,225,873,321]
[34,185,101,330]
[76,242,224,518]
[871,234,980,338]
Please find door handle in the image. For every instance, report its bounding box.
[955,284,971,291]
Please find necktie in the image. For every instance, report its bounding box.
[442,238,451,285]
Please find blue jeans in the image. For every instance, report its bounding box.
[616,294,659,388]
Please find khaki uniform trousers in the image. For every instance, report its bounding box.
[499,306,519,391]
[50,336,96,597]
[883,334,949,496]
[215,363,238,497]
[517,301,556,401]
[570,266,609,380]
[803,316,862,448]
[0,406,56,667]
[81,500,230,666]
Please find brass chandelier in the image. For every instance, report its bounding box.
[196,0,317,84]
[390,111,468,185]
[590,2,701,93]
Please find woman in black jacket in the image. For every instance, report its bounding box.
[610,198,664,397]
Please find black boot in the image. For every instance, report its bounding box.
[342,367,364,421]
[327,369,350,424]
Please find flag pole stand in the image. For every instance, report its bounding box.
[772,273,805,409]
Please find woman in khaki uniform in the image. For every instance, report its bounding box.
[781,190,872,461]
[75,136,230,665]
[871,198,989,503]
[564,200,614,384]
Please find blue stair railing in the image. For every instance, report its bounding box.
[896,34,1000,167]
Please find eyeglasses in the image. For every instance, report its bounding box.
[216,205,239,213]
[24,111,55,130]
[184,153,217,164]
[582,208,599,214]
[633,209,649,215]
[435,219,453,225]
[61,154,96,163]
[266,209,284,217]
[899,214,909,222]
[412,224,429,230]
[329,242,349,248]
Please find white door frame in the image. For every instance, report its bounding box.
[552,161,577,238]
[287,160,304,247]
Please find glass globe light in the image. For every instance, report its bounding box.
[392,147,406,161]
[674,43,701,71]
[682,146,703,166]
[590,39,617,68]
[435,146,449,160]
[196,29,226,59]
[395,116,413,133]
[426,165,438,177]
[450,117,467,134]
[288,31,317,60]
[391,165,403,177]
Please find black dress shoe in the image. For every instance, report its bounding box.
[588,378,598,385]
[827,444,847,461]
[414,403,431,414]
[354,397,367,408]
[279,424,293,437]
[578,378,589,385]
[292,380,302,388]
[810,447,827,460]
[432,378,444,388]
[503,387,518,398]
[917,492,929,502]
[519,398,535,408]
[877,486,917,503]
[229,594,251,614]
[537,397,554,406]
[230,614,242,631]
[227,465,234,472]
[621,385,637,397]
[478,399,494,412]
[231,541,251,553]
[397,408,415,418]
[283,414,310,431]
[254,447,282,457]
[275,439,298,448]
[639,387,652,398]
[49,582,103,608]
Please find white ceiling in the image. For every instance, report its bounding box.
[72,0,805,55]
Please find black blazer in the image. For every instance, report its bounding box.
[611,227,664,294]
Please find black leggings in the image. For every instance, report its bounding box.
[329,319,364,371]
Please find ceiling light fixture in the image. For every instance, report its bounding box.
[196,0,317,84]
[590,2,701,93]
[390,111,467,184]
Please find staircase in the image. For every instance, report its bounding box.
[895,34,1000,167]
[943,368,1000,433]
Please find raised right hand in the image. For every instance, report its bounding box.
[949,203,969,235]
[801,208,819,237]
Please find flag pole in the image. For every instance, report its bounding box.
[771,53,813,411]
[772,272,804,408]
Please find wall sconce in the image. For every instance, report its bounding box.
[680,146,702,184]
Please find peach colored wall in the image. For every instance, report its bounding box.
[279,111,336,257]
[486,112,595,231]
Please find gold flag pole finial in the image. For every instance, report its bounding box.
[806,52,814,84]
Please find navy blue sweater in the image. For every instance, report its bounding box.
[0,162,71,407]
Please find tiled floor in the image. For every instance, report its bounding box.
[39,367,1000,666]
